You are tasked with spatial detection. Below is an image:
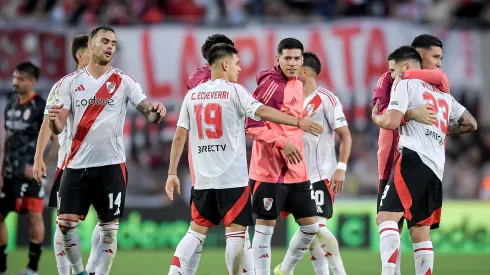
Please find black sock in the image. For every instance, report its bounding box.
[27,242,42,271]
[0,244,7,272]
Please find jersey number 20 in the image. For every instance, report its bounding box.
[423,92,449,134]
[194,104,223,139]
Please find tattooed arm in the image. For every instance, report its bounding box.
[448,110,477,135]
[136,99,166,124]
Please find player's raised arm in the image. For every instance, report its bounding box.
[447,96,477,135]
[135,99,166,124]
[48,80,71,135]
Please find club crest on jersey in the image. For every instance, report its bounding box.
[106,82,116,94]
[23,108,31,121]
[263,198,273,211]
[306,104,315,115]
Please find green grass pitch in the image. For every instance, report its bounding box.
[8,248,489,274]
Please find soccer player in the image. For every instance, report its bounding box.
[32,34,100,275]
[47,26,166,275]
[373,34,453,274]
[372,46,477,275]
[165,43,323,275]
[245,38,319,275]
[0,62,45,275]
[297,52,351,275]
[186,33,257,275]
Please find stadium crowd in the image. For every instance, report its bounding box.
[1,0,489,27]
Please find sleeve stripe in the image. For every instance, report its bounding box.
[258,75,270,86]
[377,73,387,88]
[262,81,277,102]
[263,82,279,105]
[318,88,338,107]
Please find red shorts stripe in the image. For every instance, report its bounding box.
[324,179,335,203]
[53,167,62,181]
[417,207,442,227]
[119,163,127,187]
[191,202,215,227]
[393,157,413,220]
[252,181,262,195]
[223,185,250,227]
[15,197,43,213]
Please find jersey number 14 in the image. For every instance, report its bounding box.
[194,104,223,139]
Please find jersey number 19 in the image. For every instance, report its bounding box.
[194,104,223,139]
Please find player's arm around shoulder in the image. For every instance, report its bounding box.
[371,79,409,130]
[447,96,477,135]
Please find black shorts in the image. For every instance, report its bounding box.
[0,177,45,215]
[311,179,335,219]
[377,179,389,213]
[250,180,317,220]
[58,163,127,222]
[191,186,253,227]
[48,168,64,208]
[379,148,442,229]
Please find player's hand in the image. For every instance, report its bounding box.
[150,102,166,117]
[33,159,47,184]
[329,169,345,195]
[165,174,181,201]
[24,165,34,180]
[407,104,437,125]
[48,104,64,121]
[281,141,302,165]
[298,112,323,136]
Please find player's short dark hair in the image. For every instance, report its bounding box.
[207,43,238,66]
[302,52,321,75]
[201,34,234,60]
[411,34,443,50]
[88,26,116,40]
[277,38,304,55]
[71,34,89,65]
[387,46,422,65]
[15,61,40,80]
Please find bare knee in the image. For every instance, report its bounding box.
[376,211,403,226]
[27,211,43,226]
[296,216,318,227]
[409,225,430,243]
[256,219,276,227]
[225,223,247,233]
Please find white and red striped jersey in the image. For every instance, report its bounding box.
[55,67,147,169]
[302,87,348,183]
[177,79,263,190]
[45,81,67,169]
[388,79,466,181]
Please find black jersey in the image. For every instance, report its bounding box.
[3,94,45,179]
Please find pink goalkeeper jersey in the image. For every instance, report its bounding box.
[56,67,147,169]
[246,66,308,184]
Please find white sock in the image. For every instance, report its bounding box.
[252,225,274,275]
[86,225,100,273]
[58,218,85,274]
[413,241,434,275]
[225,231,246,275]
[315,218,346,275]
[53,224,70,275]
[309,239,329,275]
[169,229,206,275]
[280,223,319,275]
[395,238,402,275]
[243,229,253,275]
[95,221,119,275]
[379,221,400,275]
[185,243,202,275]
